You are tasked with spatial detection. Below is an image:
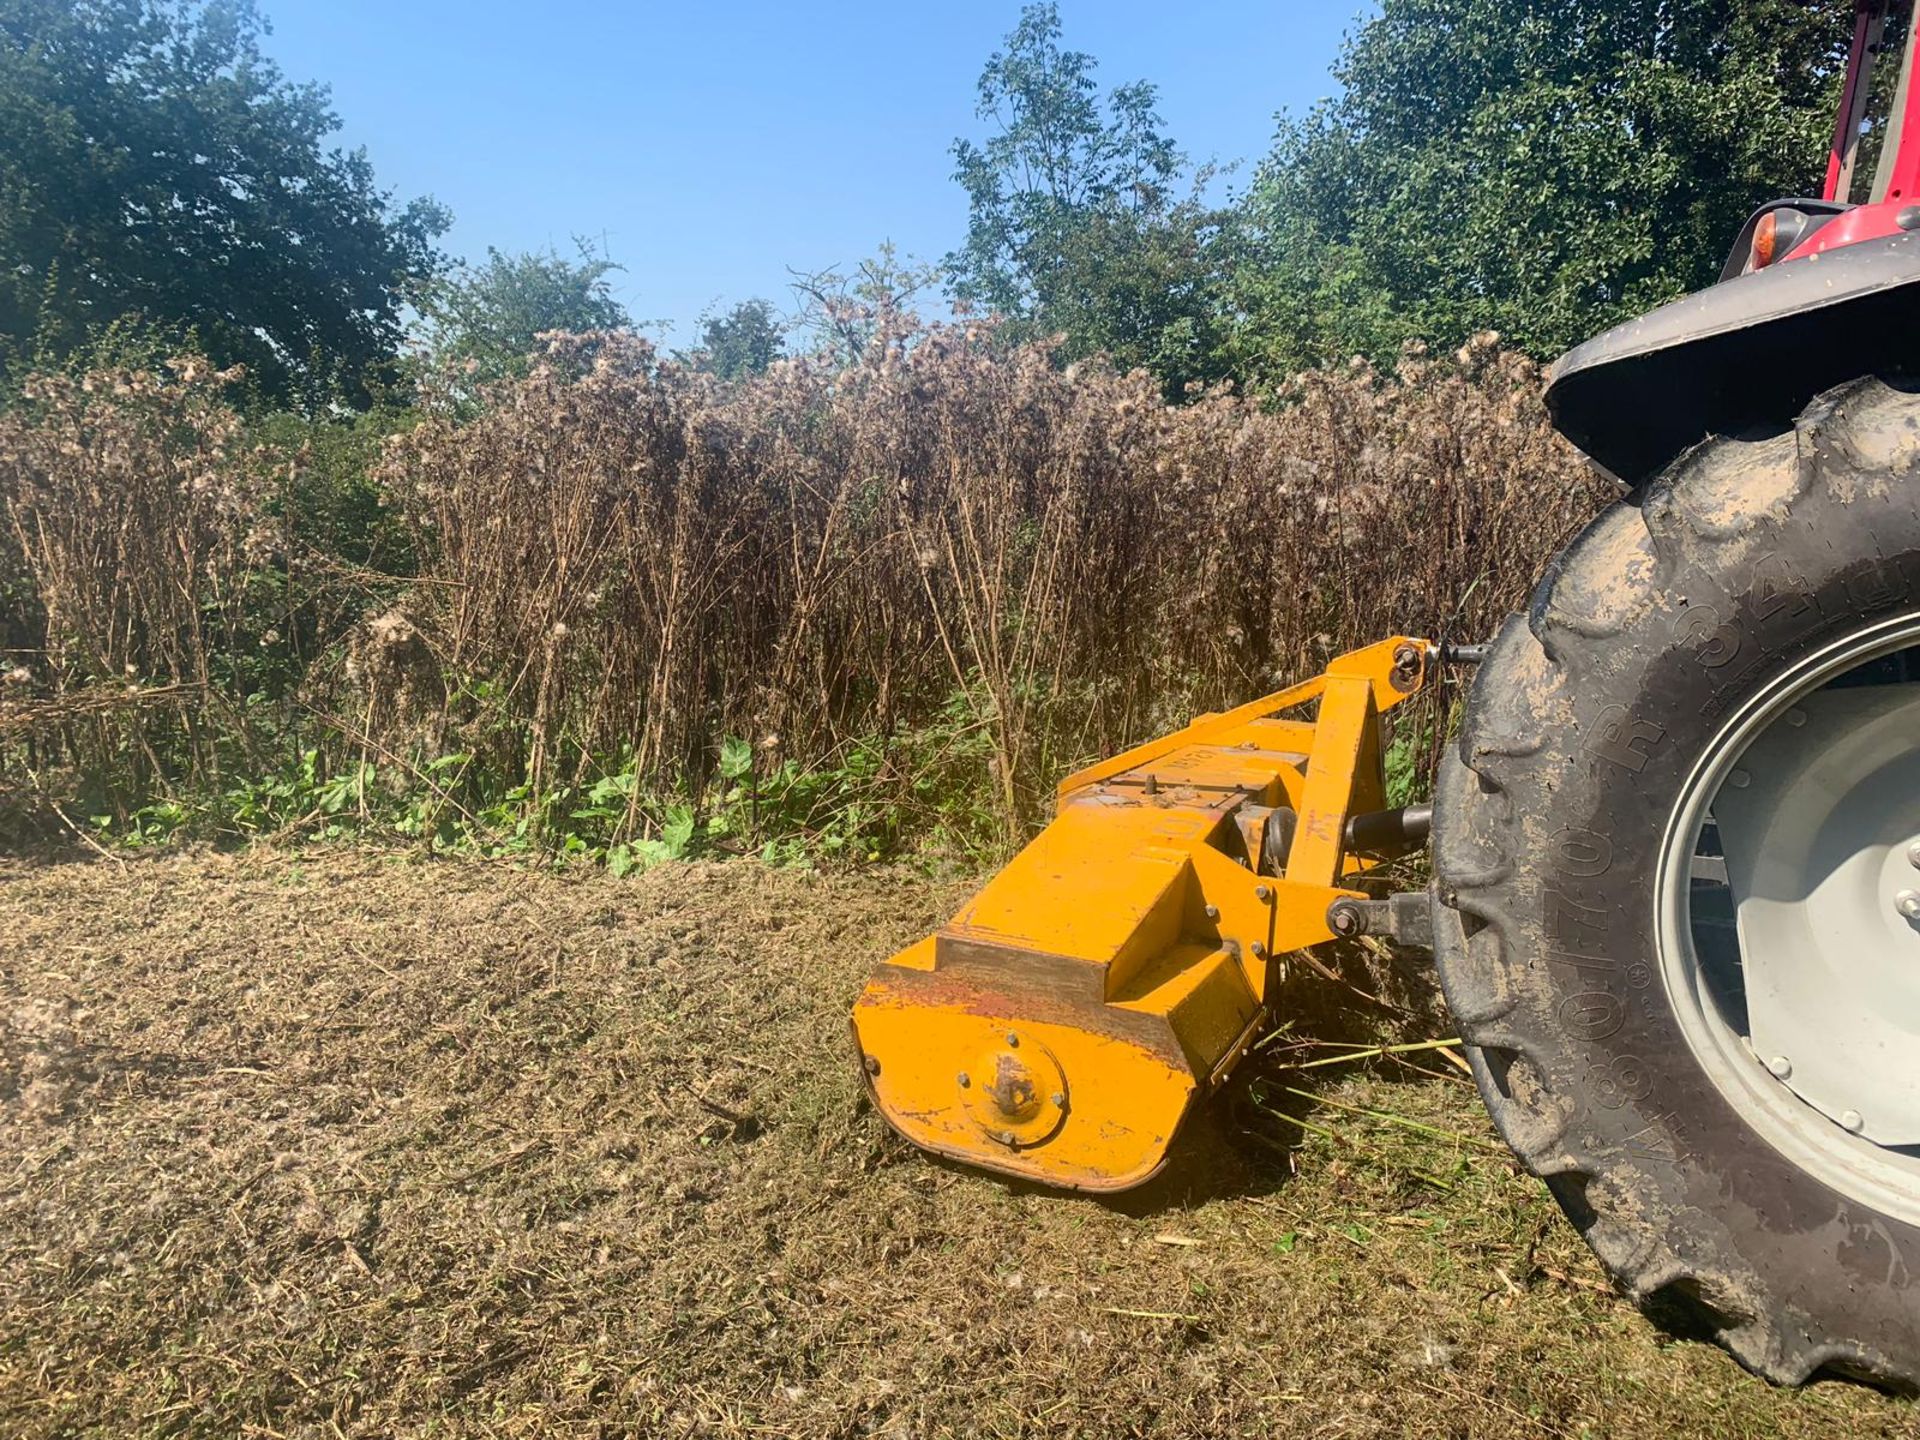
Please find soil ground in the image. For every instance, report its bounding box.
[1,849,1914,1439]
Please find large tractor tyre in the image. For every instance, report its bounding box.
[1432,374,1920,1390]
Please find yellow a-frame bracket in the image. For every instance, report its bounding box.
[852,636,1432,1191]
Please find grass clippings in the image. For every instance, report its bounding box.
[1,849,1913,1438]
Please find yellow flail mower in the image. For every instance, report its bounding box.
[856,1,1920,1392]
[853,636,1438,1193]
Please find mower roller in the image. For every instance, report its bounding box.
[858,0,1920,1392]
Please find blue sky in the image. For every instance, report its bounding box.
[261,2,1370,346]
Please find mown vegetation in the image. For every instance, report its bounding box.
[7,851,1913,1439]
[0,0,1859,865]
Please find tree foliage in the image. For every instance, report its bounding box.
[944,3,1228,389]
[1225,0,1855,384]
[690,298,784,379]
[0,0,449,404]
[415,243,630,387]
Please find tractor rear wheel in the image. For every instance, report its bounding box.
[1432,375,1920,1390]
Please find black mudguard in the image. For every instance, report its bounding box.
[1547,230,1920,484]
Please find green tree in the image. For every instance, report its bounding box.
[0,0,449,404]
[690,298,784,379]
[415,242,631,386]
[945,3,1228,389]
[1225,0,1853,386]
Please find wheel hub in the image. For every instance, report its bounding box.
[957,1031,1068,1148]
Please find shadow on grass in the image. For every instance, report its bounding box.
[879,939,1473,1219]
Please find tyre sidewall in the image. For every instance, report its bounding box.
[1476,458,1920,1375]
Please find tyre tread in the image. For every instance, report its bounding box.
[1433,375,1920,1393]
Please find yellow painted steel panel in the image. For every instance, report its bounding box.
[853,637,1432,1191]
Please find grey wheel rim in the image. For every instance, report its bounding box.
[1657,612,1920,1226]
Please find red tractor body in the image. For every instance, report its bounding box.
[1547,1,1920,483]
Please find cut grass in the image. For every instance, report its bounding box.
[0,849,1913,1438]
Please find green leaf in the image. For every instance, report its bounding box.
[718,735,754,781]
[586,771,636,806]
[661,808,697,859]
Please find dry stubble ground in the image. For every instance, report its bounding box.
[0,848,1914,1439]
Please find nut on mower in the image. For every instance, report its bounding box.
[857,0,1920,1392]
